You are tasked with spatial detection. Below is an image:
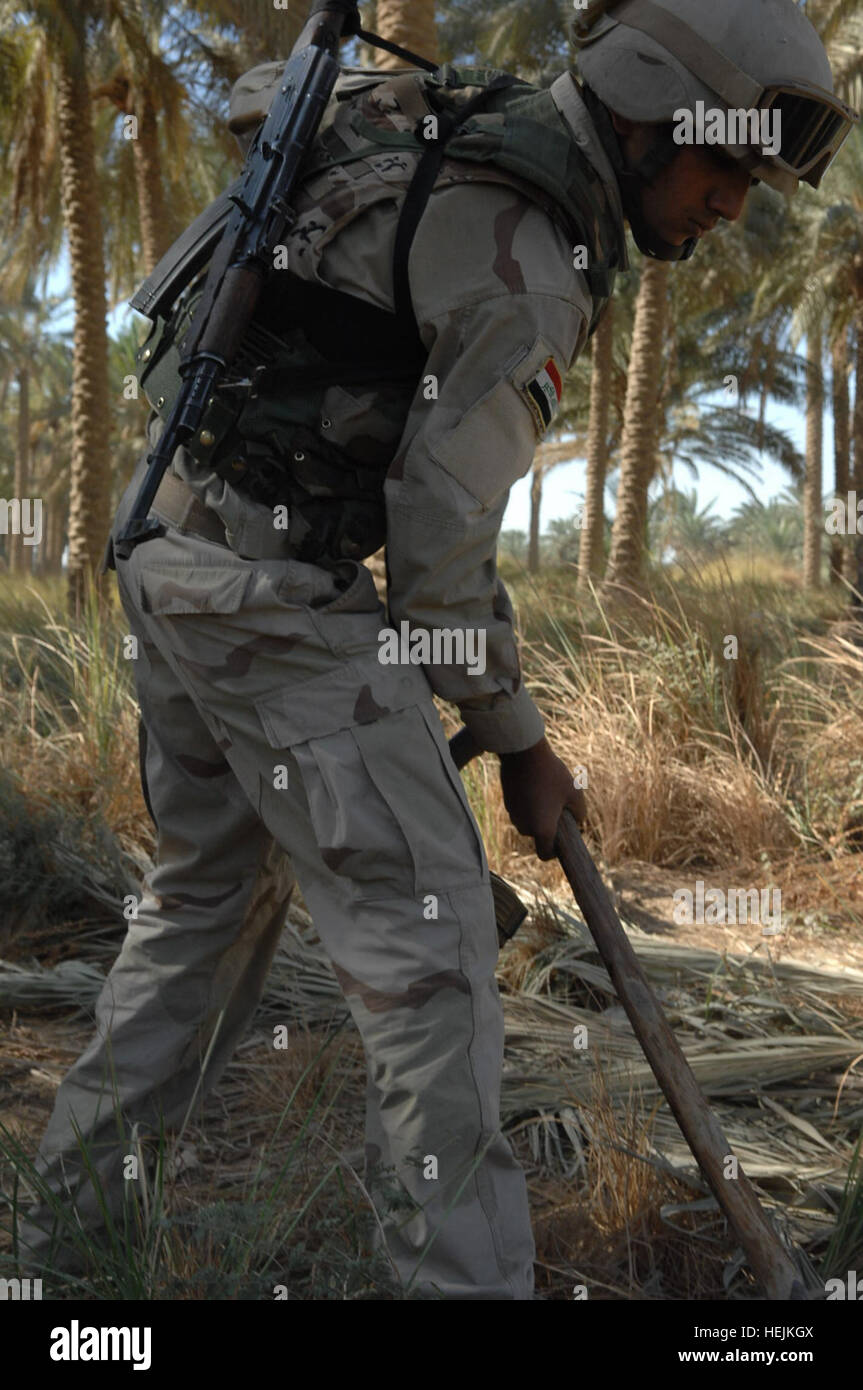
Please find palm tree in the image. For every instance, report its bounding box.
[0,308,32,576]
[526,434,587,573]
[810,0,863,111]
[545,512,583,566]
[29,370,76,576]
[184,0,306,80]
[601,185,809,593]
[499,528,527,563]
[727,489,805,564]
[0,287,68,574]
[0,26,65,288]
[803,326,825,589]
[799,126,863,588]
[56,10,114,614]
[91,0,189,275]
[375,0,439,68]
[649,486,725,565]
[1,0,267,609]
[830,329,851,584]
[746,191,839,593]
[454,0,573,85]
[603,257,670,591]
[92,0,300,287]
[3,4,115,614]
[778,206,859,592]
[853,321,863,603]
[772,2,863,589]
[578,300,614,588]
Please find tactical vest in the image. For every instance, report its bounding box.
[301,63,626,329]
[137,64,627,562]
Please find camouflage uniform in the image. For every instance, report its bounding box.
[20,70,624,1299]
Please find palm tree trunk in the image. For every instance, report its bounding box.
[40,470,68,575]
[374,0,438,68]
[852,317,863,608]
[578,302,614,589]
[830,331,850,585]
[758,336,777,453]
[45,498,65,574]
[41,501,56,575]
[58,38,114,616]
[803,329,824,591]
[133,89,177,273]
[604,259,669,592]
[528,464,544,574]
[10,365,30,576]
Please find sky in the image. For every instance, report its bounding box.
[504,395,833,534]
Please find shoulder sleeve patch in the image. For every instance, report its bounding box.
[519,356,563,439]
[508,337,564,442]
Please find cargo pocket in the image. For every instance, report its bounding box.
[254,654,486,899]
[133,558,261,697]
[138,561,253,618]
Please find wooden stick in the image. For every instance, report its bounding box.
[450,728,806,1300]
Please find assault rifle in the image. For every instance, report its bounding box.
[113,0,434,563]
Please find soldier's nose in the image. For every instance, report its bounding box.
[708,171,750,225]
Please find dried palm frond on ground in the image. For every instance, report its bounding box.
[7,885,858,1298]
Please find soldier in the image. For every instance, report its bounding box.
[19,0,856,1298]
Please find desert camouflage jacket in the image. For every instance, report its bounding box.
[156,67,628,755]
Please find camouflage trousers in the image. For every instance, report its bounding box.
[18,471,535,1300]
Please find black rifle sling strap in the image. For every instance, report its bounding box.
[355,28,439,73]
[392,74,521,334]
[301,0,440,73]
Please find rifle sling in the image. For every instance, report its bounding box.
[392,73,520,330]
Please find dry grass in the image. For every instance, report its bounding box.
[527,1071,725,1299]
[0,581,149,853]
[455,568,863,909]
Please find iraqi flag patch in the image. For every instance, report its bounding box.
[520,357,563,439]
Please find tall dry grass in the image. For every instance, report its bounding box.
[3,567,861,925]
[0,577,146,846]
[464,562,863,891]
[0,577,149,952]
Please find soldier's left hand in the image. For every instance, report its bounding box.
[499,737,587,861]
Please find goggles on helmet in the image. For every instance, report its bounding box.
[753,82,856,185]
[573,0,859,188]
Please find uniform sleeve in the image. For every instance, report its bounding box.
[383,181,592,755]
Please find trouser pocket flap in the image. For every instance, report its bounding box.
[254,654,430,746]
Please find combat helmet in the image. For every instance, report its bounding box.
[572,0,859,261]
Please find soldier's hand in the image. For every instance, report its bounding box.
[499,737,587,861]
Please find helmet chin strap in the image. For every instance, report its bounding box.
[581,84,698,262]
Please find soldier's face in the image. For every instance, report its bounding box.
[641,144,753,245]
[612,117,753,246]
